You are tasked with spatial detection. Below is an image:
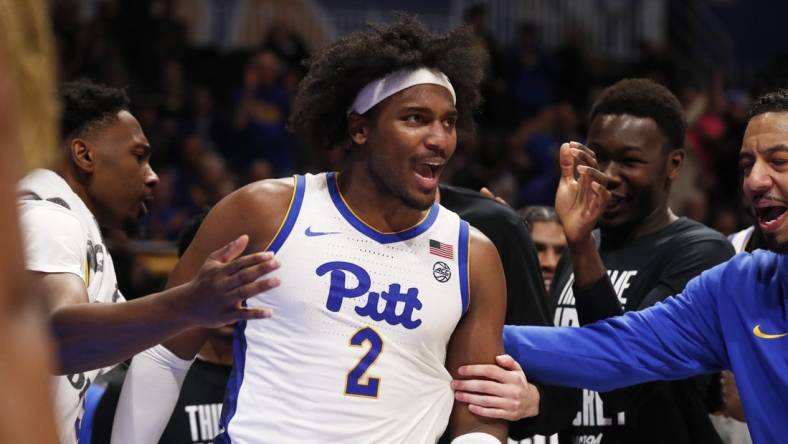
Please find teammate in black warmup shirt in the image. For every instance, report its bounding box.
[549,79,734,444]
[454,79,734,444]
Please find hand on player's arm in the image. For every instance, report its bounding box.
[112,179,293,444]
[34,233,279,375]
[445,228,509,443]
[452,354,540,421]
[554,141,610,288]
[162,178,293,359]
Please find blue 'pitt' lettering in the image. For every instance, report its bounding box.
[316,261,423,329]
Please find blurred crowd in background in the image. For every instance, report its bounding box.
[49,0,788,298]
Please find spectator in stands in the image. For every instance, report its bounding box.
[520,206,566,292]
[232,49,293,176]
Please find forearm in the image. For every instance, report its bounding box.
[567,235,606,289]
[111,345,193,444]
[503,299,725,392]
[50,285,194,374]
[573,275,623,324]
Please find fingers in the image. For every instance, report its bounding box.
[569,147,597,170]
[209,235,250,263]
[222,251,275,276]
[495,354,523,372]
[454,391,509,411]
[590,181,612,215]
[458,363,512,383]
[221,253,280,289]
[451,378,507,398]
[229,306,274,321]
[577,165,608,186]
[558,143,577,181]
[569,141,596,160]
[479,187,510,206]
[466,404,516,420]
[233,276,281,301]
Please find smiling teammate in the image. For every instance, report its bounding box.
[113,15,508,444]
[455,79,734,444]
[460,88,788,444]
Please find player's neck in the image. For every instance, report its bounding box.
[337,167,429,233]
[602,205,678,244]
[56,165,109,227]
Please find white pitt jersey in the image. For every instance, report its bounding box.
[217,172,470,444]
[18,169,123,444]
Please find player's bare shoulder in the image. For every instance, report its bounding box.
[468,225,500,261]
[192,176,296,255]
[221,177,296,248]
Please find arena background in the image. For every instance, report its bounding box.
[48,0,788,299]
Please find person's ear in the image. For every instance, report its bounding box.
[348,113,369,146]
[70,138,95,173]
[667,148,684,181]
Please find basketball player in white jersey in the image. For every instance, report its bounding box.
[19,81,282,444]
[113,15,511,444]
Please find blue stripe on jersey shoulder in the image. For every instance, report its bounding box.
[267,174,306,253]
[215,176,305,442]
[326,171,439,244]
[216,319,248,443]
[458,219,470,315]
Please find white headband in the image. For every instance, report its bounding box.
[348,67,456,115]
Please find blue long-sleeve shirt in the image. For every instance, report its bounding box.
[504,250,788,444]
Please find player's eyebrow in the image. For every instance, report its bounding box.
[741,144,788,159]
[761,144,788,155]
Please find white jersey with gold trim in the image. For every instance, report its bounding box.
[18,169,123,444]
[217,172,470,443]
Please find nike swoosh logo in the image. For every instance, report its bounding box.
[753,324,788,339]
[305,226,340,237]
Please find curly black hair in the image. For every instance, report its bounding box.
[750,88,788,117]
[589,78,686,151]
[290,14,486,150]
[59,80,130,140]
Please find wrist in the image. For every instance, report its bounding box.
[157,283,200,329]
[567,232,595,252]
[522,383,540,418]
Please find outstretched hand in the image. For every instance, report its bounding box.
[555,141,611,244]
[452,354,540,421]
[183,234,281,327]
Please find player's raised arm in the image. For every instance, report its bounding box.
[444,227,510,443]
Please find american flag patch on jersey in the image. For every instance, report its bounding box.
[429,239,454,260]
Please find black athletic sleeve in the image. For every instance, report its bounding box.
[572,274,622,324]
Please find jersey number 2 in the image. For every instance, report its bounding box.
[345,327,383,398]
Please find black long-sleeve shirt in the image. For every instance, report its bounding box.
[550,217,734,444]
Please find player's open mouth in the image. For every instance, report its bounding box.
[413,161,443,190]
[755,204,787,233]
